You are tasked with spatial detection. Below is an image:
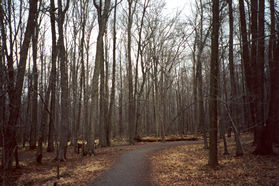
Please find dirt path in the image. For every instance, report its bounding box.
[90,140,202,186]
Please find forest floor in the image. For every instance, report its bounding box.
[2,133,278,185]
[150,133,279,185]
[1,135,197,185]
[1,140,137,185]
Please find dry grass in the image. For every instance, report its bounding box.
[150,134,279,185]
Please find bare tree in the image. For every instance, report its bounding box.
[57,0,70,161]
[191,0,211,148]
[127,0,137,145]
[29,4,41,150]
[93,0,111,147]
[208,0,220,168]
[227,0,243,156]
[107,0,118,146]
[1,0,39,168]
[134,0,150,139]
[47,0,58,153]
[264,0,277,155]
[238,0,252,128]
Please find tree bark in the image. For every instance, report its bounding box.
[227,0,243,156]
[127,0,136,145]
[239,0,254,129]
[30,22,39,150]
[93,0,111,147]
[37,17,53,163]
[256,0,277,155]
[208,0,219,168]
[2,0,38,168]
[47,0,57,153]
[107,0,118,146]
[57,0,70,161]
[134,0,149,139]
[118,50,123,138]
[254,0,267,155]
[250,0,258,131]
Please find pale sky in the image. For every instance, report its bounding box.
[165,0,193,17]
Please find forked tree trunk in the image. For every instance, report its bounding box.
[93,0,111,147]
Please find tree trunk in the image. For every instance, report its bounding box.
[57,0,70,161]
[228,0,236,136]
[93,0,111,147]
[99,31,106,146]
[107,0,118,146]
[208,0,219,168]
[134,0,149,139]
[70,1,78,150]
[37,20,53,163]
[119,50,123,138]
[250,0,258,136]
[224,103,244,156]
[193,58,198,137]
[197,56,207,148]
[47,0,57,153]
[2,0,38,169]
[239,0,253,129]
[253,0,269,155]
[104,30,110,146]
[127,0,136,145]
[257,0,277,155]
[30,19,39,150]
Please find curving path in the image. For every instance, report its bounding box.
[90,140,202,186]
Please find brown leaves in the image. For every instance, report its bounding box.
[7,146,124,186]
[150,134,279,185]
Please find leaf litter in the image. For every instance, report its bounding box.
[150,133,279,185]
